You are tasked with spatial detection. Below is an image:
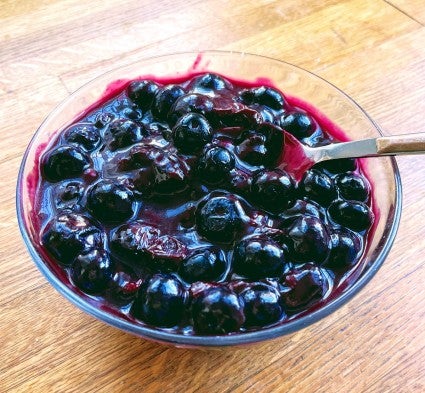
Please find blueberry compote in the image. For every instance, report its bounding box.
[34,72,374,336]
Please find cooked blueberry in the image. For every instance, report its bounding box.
[121,106,143,121]
[281,265,327,311]
[149,150,191,195]
[236,123,284,167]
[232,236,286,279]
[87,180,135,224]
[64,123,101,151]
[145,122,171,138]
[110,222,161,264]
[94,112,115,128]
[240,86,285,110]
[314,158,357,174]
[328,200,373,232]
[229,169,253,195]
[126,146,190,196]
[217,107,263,129]
[107,269,143,304]
[146,235,188,271]
[41,213,103,265]
[336,173,370,202]
[106,119,145,150]
[258,107,276,123]
[168,93,214,125]
[286,216,331,264]
[172,113,213,154]
[190,73,231,92]
[251,169,295,213]
[54,181,84,208]
[198,146,235,184]
[110,99,142,120]
[300,169,337,206]
[152,84,185,119]
[42,145,90,182]
[179,248,226,283]
[191,286,245,334]
[240,283,284,327]
[281,199,323,220]
[236,131,268,166]
[132,274,186,327]
[195,195,243,243]
[71,249,114,294]
[281,111,313,139]
[326,229,363,268]
[127,80,160,110]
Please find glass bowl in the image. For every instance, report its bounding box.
[17,51,402,347]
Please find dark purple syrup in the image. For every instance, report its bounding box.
[29,72,376,335]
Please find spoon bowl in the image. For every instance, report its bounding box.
[280,131,425,181]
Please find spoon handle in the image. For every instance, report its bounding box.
[313,132,425,163]
[376,133,425,155]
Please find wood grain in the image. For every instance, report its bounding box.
[1,1,425,392]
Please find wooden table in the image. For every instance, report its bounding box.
[1,1,425,392]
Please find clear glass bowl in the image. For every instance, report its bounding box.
[17,51,402,347]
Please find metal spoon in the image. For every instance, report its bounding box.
[279,132,425,181]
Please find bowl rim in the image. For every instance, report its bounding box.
[16,50,403,347]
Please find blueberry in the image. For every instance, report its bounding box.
[94,112,115,128]
[195,195,243,243]
[258,107,276,123]
[281,199,323,220]
[236,131,268,166]
[54,180,84,209]
[149,150,191,195]
[146,235,188,271]
[179,248,226,283]
[281,265,327,311]
[41,145,90,182]
[117,143,157,171]
[300,169,337,206]
[328,200,373,232]
[240,86,285,110]
[110,222,161,264]
[229,169,253,195]
[127,80,160,110]
[190,73,231,92]
[191,286,245,334]
[126,146,190,195]
[168,93,214,126]
[71,249,114,294]
[281,111,313,139]
[41,213,103,265]
[172,113,213,154]
[240,283,285,327]
[232,236,286,279]
[217,107,263,129]
[152,84,185,120]
[336,173,370,202]
[198,146,235,184]
[64,123,101,151]
[286,216,331,264]
[86,179,135,224]
[132,274,186,327]
[236,123,284,167]
[145,122,172,139]
[326,229,363,268]
[107,269,142,304]
[110,99,142,121]
[106,119,145,150]
[251,169,295,213]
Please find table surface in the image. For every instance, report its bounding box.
[1,1,425,392]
